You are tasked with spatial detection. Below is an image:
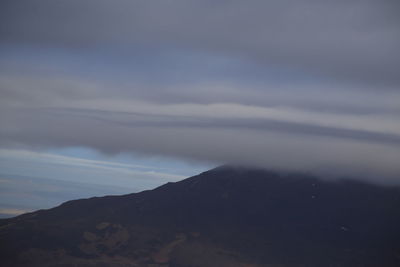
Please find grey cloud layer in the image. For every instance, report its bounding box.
[1,0,400,183]
[1,94,400,183]
[1,0,399,86]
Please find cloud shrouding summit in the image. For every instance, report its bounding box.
[0,0,400,183]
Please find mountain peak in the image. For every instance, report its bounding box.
[1,167,400,266]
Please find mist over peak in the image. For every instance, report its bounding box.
[0,1,399,187]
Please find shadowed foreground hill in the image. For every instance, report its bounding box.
[1,166,400,266]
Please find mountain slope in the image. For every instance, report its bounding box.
[1,166,400,266]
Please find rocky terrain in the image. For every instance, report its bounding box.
[1,166,400,266]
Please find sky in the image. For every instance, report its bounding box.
[0,0,400,216]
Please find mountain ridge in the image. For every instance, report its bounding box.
[1,166,400,266]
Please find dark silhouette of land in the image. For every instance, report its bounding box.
[1,166,400,266]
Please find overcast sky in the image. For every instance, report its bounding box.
[0,0,400,215]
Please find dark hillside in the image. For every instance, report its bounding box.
[1,166,400,266]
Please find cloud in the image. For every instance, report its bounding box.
[1,100,400,183]
[0,149,186,187]
[1,0,399,86]
[0,208,29,217]
[0,1,399,183]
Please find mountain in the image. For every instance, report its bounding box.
[1,166,400,266]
